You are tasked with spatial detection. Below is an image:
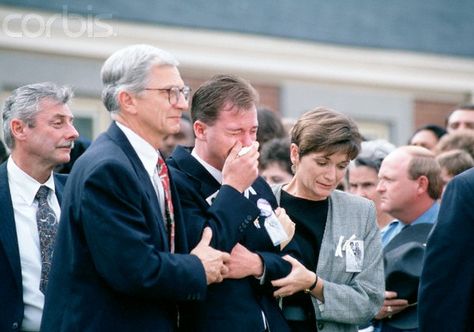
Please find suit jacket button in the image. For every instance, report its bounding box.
[317,322,324,330]
[11,322,19,330]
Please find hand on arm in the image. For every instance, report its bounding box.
[222,243,264,279]
[374,291,409,320]
[191,227,230,285]
[222,141,259,193]
[271,255,324,302]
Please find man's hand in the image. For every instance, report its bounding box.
[222,141,259,193]
[374,291,409,320]
[191,227,230,285]
[275,207,295,249]
[222,243,263,279]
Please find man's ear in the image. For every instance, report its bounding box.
[193,120,207,140]
[417,175,429,195]
[117,90,138,114]
[10,118,27,142]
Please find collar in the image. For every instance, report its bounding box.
[7,157,55,205]
[411,201,440,226]
[116,121,160,178]
[191,148,223,184]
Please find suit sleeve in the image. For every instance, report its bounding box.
[418,175,474,331]
[174,174,293,285]
[174,179,261,252]
[79,160,207,301]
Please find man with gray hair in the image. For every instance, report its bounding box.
[0,82,79,332]
[41,44,229,332]
[346,139,396,238]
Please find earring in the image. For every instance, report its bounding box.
[291,164,296,174]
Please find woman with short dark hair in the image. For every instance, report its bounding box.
[271,107,384,332]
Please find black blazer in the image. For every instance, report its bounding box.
[0,161,66,332]
[418,168,474,332]
[168,146,296,332]
[40,123,207,332]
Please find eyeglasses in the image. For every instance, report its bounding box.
[144,86,191,105]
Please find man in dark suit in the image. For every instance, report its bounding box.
[418,168,474,331]
[168,75,295,332]
[0,82,79,332]
[40,45,229,332]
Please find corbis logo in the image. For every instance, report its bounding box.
[2,5,115,38]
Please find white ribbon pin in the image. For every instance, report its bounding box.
[335,234,356,257]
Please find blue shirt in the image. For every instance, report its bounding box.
[380,202,439,248]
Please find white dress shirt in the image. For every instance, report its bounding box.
[191,149,256,198]
[7,157,60,332]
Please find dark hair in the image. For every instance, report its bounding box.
[257,108,286,147]
[191,74,258,125]
[409,124,447,142]
[291,107,362,159]
[259,138,292,174]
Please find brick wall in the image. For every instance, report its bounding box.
[413,100,457,130]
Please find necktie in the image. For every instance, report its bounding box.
[35,185,58,294]
[157,156,175,253]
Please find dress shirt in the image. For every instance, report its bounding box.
[115,122,166,217]
[381,202,439,248]
[7,157,59,332]
[380,221,401,248]
[191,149,256,198]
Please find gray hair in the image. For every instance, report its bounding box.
[346,139,396,184]
[2,82,73,149]
[101,44,179,114]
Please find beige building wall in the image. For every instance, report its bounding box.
[1,6,473,145]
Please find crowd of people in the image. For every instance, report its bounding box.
[0,44,473,332]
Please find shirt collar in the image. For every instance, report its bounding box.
[116,121,160,178]
[7,157,55,205]
[411,201,440,226]
[191,148,223,183]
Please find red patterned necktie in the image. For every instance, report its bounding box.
[157,156,175,253]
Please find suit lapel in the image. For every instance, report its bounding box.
[0,163,22,290]
[170,146,221,198]
[105,122,169,250]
